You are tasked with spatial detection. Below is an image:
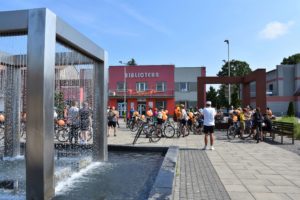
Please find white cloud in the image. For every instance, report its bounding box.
[259,21,295,39]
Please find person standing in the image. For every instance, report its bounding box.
[107,107,117,137]
[79,102,92,144]
[202,101,216,150]
[180,104,188,137]
[112,106,120,128]
[67,101,80,144]
[252,107,263,143]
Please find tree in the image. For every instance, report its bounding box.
[217,59,252,107]
[55,91,65,119]
[231,86,241,108]
[216,85,228,108]
[206,86,218,107]
[217,60,252,77]
[287,101,295,116]
[127,58,137,65]
[281,53,300,65]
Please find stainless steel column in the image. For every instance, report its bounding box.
[26,9,56,200]
[4,65,21,157]
[93,52,108,161]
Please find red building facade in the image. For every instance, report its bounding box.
[108,65,175,117]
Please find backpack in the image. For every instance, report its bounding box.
[107,111,115,122]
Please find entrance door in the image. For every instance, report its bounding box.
[117,102,127,118]
[137,103,146,115]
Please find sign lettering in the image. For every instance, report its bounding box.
[125,72,160,78]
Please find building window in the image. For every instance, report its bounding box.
[136,82,148,91]
[156,101,167,109]
[117,82,126,91]
[269,84,273,91]
[156,82,166,91]
[180,82,189,92]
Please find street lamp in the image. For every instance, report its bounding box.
[119,61,127,121]
[224,39,231,106]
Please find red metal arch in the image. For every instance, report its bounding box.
[197,69,266,111]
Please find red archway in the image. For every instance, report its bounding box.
[197,69,266,112]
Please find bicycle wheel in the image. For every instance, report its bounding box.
[133,125,143,145]
[227,126,236,140]
[164,125,175,138]
[130,122,139,132]
[57,127,69,142]
[150,128,162,143]
[183,127,190,137]
[242,127,252,139]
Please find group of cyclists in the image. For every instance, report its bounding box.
[226,106,274,143]
[127,103,275,144]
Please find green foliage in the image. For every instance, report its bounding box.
[281,53,300,65]
[206,86,218,107]
[277,116,300,139]
[217,60,252,77]
[216,85,228,108]
[287,101,295,117]
[231,86,241,108]
[54,91,65,119]
[217,59,252,108]
[127,58,137,65]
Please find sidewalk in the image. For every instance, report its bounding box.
[108,121,300,200]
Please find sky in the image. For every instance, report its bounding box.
[1,0,300,76]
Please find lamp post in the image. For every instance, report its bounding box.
[224,39,231,106]
[119,61,127,122]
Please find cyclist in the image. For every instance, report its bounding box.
[252,107,264,143]
[238,108,246,139]
[157,107,164,130]
[180,104,188,137]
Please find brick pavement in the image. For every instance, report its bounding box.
[173,149,230,200]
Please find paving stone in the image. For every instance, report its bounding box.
[245,185,271,192]
[224,184,248,192]
[267,185,300,193]
[252,192,292,200]
[228,191,255,200]
[287,193,300,200]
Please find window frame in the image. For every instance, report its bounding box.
[180,82,189,92]
[117,81,126,91]
[156,81,166,92]
[136,82,148,92]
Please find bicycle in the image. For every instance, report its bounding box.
[227,122,240,140]
[55,123,70,142]
[132,122,162,144]
[176,122,190,137]
[161,120,175,138]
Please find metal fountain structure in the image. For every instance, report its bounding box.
[0,8,107,200]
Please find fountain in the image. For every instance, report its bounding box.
[0,8,178,200]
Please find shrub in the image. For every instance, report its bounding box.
[277,116,300,139]
[287,101,295,116]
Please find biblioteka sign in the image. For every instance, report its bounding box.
[125,72,160,78]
